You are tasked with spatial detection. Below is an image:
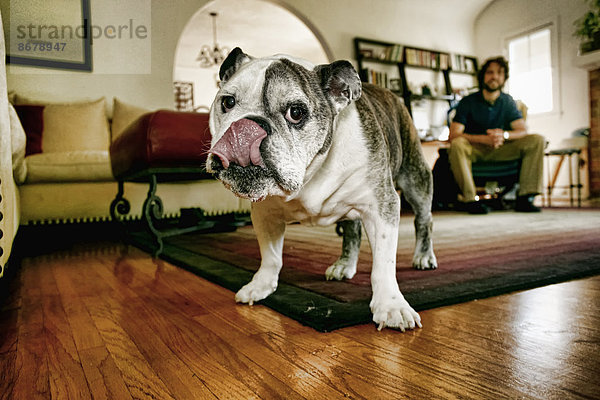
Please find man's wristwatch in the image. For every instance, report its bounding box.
[503,131,510,140]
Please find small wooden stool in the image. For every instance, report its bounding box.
[544,148,582,207]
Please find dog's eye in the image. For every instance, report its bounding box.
[285,105,306,124]
[221,96,236,112]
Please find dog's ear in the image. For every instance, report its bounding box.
[315,60,362,113]
[219,47,253,83]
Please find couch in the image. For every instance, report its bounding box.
[0,29,250,281]
[11,95,251,226]
[0,94,252,277]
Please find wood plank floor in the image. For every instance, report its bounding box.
[1,238,599,400]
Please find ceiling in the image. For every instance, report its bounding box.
[418,0,495,27]
[176,0,496,69]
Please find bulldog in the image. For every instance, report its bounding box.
[206,48,437,331]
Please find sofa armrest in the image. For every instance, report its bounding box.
[110,110,212,179]
[0,11,21,279]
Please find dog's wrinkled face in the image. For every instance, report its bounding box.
[206,48,361,202]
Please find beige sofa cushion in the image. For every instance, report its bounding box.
[25,150,113,183]
[111,98,149,140]
[15,96,110,153]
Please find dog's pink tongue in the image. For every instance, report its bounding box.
[210,119,267,169]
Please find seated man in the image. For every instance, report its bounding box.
[448,56,545,214]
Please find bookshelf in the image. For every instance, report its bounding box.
[354,37,478,117]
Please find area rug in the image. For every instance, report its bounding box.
[131,208,600,332]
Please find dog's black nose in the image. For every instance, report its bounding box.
[246,116,271,136]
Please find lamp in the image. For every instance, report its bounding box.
[196,12,229,68]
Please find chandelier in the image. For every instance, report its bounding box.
[196,12,229,68]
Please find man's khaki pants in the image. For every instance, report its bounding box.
[448,134,545,203]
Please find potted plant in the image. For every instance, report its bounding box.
[574,0,600,53]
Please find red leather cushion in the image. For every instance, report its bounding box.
[14,105,44,155]
[110,110,212,179]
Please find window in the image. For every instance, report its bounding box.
[507,25,556,115]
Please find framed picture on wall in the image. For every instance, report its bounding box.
[2,0,92,71]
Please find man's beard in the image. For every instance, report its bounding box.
[483,80,504,92]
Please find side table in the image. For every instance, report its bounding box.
[109,110,247,256]
[110,167,223,256]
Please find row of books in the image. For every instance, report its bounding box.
[360,68,392,89]
[404,48,450,70]
[452,54,477,73]
[359,44,403,63]
[359,42,477,73]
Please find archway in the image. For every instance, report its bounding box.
[173,0,332,111]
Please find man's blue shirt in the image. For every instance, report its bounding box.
[452,91,522,135]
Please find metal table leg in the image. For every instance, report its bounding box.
[110,181,131,221]
[142,174,165,256]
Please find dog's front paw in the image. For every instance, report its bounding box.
[235,279,277,305]
[325,259,357,281]
[370,297,422,332]
[413,249,438,270]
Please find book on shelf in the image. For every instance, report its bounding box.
[439,54,450,70]
[390,45,403,62]
[464,58,476,73]
[404,48,449,70]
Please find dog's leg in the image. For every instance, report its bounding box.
[235,201,286,305]
[325,219,362,280]
[397,161,438,270]
[362,193,421,331]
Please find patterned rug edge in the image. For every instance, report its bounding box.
[129,231,600,332]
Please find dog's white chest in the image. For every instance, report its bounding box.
[272,107,372,226]
[278,196,362,226]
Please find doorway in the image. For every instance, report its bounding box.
[173,0,332,111]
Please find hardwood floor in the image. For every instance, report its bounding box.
[1,238,599,400]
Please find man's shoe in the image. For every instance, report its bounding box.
[515,195,541,212]
[464,201,490,214]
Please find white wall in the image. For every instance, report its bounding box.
[4,0,479,112]
[4,0,202,112]
[474,0,590,148]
